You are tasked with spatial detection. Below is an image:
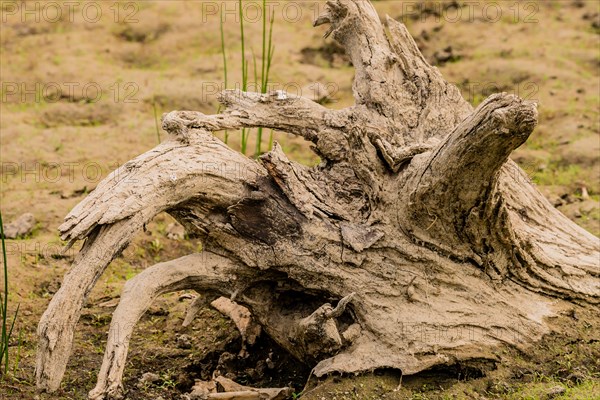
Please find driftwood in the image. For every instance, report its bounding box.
[36,1,599,399]
[189,376,291,400]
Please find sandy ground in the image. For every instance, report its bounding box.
[0,1,598,399]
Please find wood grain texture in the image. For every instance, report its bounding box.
[36,1,599,398]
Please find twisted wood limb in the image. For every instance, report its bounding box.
[406,93,538,247]
[315,0,472,142]
[88,252,253,400]
[162,91,332,142]
[162,89,357,161]
[210,296,262,354]
[36,137,265,392]
[411,93,538,213]
[36,215,147,392]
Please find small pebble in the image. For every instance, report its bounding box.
[179,293,195,301]
[3,213,36,239]
[138,372,160,387]
[177,334,193,349]
[547,385,566,398]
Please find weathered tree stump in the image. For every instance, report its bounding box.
[36,1,599,399]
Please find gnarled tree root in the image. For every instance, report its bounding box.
[88,252,359,399]
[89,253,247,399]
[37,1,599,399]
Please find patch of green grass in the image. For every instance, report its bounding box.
[499,379,600,400]
[532,163,582,187]
[149,238,163,260]
[158,371,177,389]
[104,259,138,284]
[523,127,560,152]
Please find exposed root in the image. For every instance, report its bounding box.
[211,297,262,356]
[183,295,210,328]
[295,293,356,358]
[36,214,147,392]
[37,136,264,392]
[89,253,256,400]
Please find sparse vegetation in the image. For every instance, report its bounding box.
[0,212,20,377]
[219,0,276,156]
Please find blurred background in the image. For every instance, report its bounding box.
[0,1,598,399]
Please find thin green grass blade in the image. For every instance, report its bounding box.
[220,8,229,144]
[220,8,228,90]
[6,304,18,347]
[152,99,161,144]
[257,5,276,156]
[239,0,247,91]
[12,327,22,376]
[261,0,267,90]
[264,9,276,93]
[0,211,8,375]
[256,127,264,157]
[4,304,19,374]
[254,47,263,157]
[267,43,275,74]
[252,49,258,89]
[0,211,20,376]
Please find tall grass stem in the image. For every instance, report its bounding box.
[0,211,20,377]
